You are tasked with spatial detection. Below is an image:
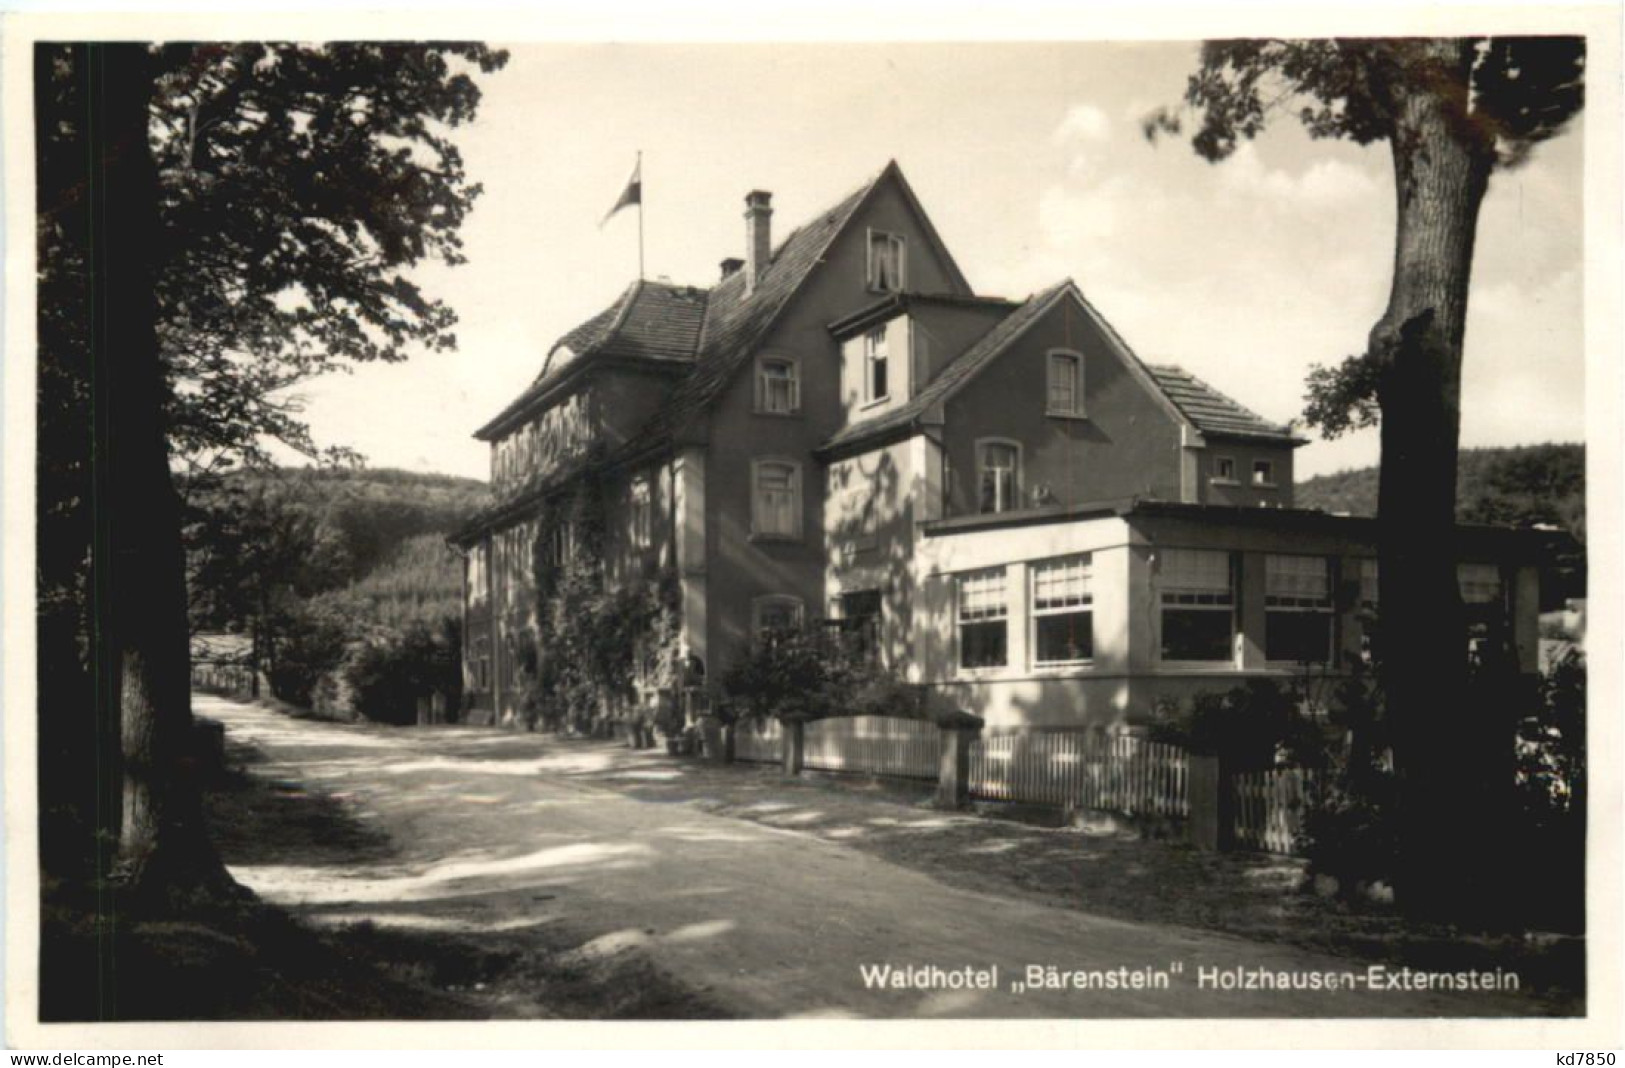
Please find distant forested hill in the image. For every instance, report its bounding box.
[211,466,487,576]
[184,466,488,635]
[1297,444,1585,541]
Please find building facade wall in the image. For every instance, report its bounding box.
[1195,439,1298,508]
[703,177,973,684]
[940,300,1188,518]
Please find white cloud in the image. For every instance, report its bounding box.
[1051,103,1112,147]
[1216,143,1380,207]
[1036,176,1131,249]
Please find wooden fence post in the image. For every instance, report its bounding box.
[1187,753,1234,851]
[782,719,804,776]
[701,715,730,764]
[934,710,984,810]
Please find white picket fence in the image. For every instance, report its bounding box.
[191,663,254,695]
[732,716,784,764]
[1233,766,1320,855]
[803,716,941,780]
[968,730,1189,818]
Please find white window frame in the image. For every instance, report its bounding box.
[467,544,488,607]
[1252,459,1277,488]
[956,566,1010,673]
[755,354,801,415]
[1045,349,1086,418]
[750,457,804,541]
[629,475,652,550]
[751,594,805,640]
[1264,554,1335,665]
[866,228,907,293]
[1212,455,1238,484]
[1030,554,1094,668]
[1158,548,1236,666]
[975,437,1023,515]
[863,326,890,405]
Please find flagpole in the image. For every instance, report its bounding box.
[637,150,644,280]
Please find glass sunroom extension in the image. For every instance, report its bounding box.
[910,500,1544,730]
[1159,548,1234,663]
[1264,554,1334,664]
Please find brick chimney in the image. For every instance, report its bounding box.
[719,257,744,281]
[744,190,772,295]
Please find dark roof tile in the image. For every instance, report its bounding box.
[1145,365,1299,442]
[474,280,709,439]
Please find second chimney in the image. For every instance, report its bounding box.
[744,190,772,295]
[719,257,744,281]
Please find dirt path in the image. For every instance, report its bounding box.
[201,695,1549,1019]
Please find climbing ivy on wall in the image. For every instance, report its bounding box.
[522,472,680,733]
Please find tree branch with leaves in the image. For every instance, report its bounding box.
[1150,36,1583,921]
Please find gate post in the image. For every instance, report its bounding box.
[781,719,804,777]
[1188,753,1234,851]
[934,710,984,810]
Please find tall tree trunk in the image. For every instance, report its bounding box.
[1370,40,1498,921]
[88,43,238,909]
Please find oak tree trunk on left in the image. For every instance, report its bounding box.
[88,42,238,909]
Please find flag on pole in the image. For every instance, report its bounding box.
[600,155,642,227]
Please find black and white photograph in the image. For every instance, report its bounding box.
[3,4,1619,1053]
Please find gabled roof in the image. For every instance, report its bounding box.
[476,160,965,451]
[1145,365,1303,444]
[474,279,709,440]
[817,280,1306,459]
[619,159,970,455]
[461,161,957,540]
[817,279,1073,457]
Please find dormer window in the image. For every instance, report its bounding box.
[756,355,801,414]
[864,327,890,403]
[867,229,906,292]
[1046,350,1084,417]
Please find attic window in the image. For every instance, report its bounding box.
[1046,350,1084,417]
[867,229,906,293]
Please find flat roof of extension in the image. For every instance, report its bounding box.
[920,497,1562,562]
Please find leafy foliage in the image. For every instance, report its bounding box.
[1516,648,1585,818]
[1301,649,1586,922]
[1146,38,1583,440]
[522,479,681,735]
[183,467,482,720]
[344,618,463,726]
[1296,444,1586,540]
[185,467,485,634]
[1147,679,1329,771]
[1148,38,1584,166]
[141,42,509,467]
[264,599,354,709]
[721,625,922,726]
[36,42,505,870]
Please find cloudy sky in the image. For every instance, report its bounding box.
[270,41,1584,483]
